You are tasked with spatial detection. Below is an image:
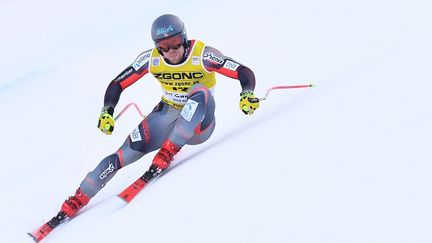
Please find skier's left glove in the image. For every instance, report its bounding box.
[239,90,260,115]
[98,106,115,135]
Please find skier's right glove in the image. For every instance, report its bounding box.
[98,106,115,135]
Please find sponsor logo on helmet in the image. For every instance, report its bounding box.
[203,52,224,65]
[153,72,204,80]
[156,25,174,36]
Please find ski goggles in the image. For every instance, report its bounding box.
[156,34,183,53]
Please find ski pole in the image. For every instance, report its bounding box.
[115,84,314,120]
[259,84,315,101]
[114,102,146,121]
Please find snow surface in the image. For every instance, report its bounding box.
[1,0,432,242]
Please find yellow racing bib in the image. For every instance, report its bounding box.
[149,40,216,109]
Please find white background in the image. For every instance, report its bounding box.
[1,0,431,242]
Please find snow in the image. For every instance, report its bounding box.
[1,0,432,242]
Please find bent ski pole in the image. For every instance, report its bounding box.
[114,102,146,121]
[115,84,314,120]
[259,84,315,101]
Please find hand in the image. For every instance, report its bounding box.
[98,106,115,135]
[239,90,260,115]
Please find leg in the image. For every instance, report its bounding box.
[170,84,216,146]
[79,101,179,197]
[152,84,216,169]
[61,102,179,217]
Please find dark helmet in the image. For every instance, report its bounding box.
[151,14,188,47]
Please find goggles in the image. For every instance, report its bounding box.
[156,34,183,53]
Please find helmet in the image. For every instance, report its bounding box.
[151,14,188,48]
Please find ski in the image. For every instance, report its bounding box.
[28,165,166,241]
[118,176,148,202]
[118,164,166,203]
[28,211,67,242]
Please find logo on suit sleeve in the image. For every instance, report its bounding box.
[223,60,240,71]
[203,53,224,64]
[132,51,151,71]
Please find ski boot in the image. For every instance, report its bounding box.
[152,140,181,170]
[60,188,90,218]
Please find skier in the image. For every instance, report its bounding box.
[60,14,260,218]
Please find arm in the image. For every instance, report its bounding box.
[103,49,152,110]
[98,49,151,134]
[202,46,259,115]
[202,46,256,92]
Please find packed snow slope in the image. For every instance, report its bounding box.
[1,0,431,242]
